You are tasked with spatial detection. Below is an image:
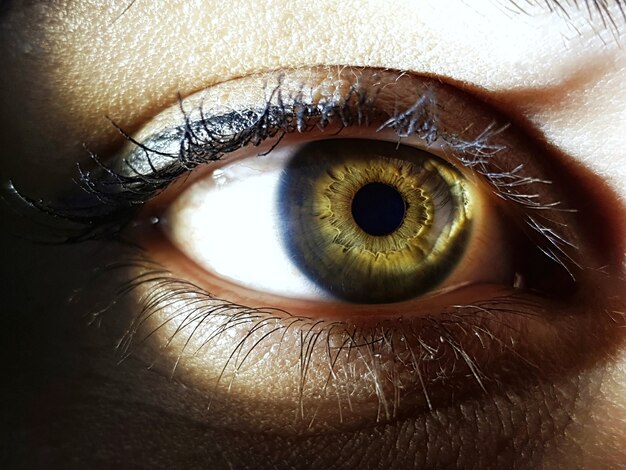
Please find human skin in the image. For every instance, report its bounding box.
[1,0,625,469]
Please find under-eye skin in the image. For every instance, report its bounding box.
[54,67,623,434]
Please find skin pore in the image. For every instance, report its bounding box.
[1,0,625,468]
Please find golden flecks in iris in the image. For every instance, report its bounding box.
[315,156,433,255]
[280,139,473,303]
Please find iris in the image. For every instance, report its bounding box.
[279,138,473,303]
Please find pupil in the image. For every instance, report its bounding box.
[351,182,406,236]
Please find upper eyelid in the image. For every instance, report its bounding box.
[75,68,585,274]
[10,67,585,279]
[86,71,465,204]
[87,69,526,209]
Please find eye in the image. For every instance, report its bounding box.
[73,67,609,433]
[165,137,513,305]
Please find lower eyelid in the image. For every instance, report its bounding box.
[77,181,626,436]
[90,206,622,431]
[80,238,621,434]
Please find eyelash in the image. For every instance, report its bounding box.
[85,250,547,419]
[6,68,588,425]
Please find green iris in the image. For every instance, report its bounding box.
[279,139,473,303]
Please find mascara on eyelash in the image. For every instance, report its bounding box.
[15,75,444,237]
[86,85,439,206]
[1,78,429,243]
[75,78,494,216]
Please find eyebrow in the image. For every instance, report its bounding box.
[507,0,622,16]
[506,0,625,29]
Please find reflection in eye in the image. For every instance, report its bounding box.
[63,67,598,433]
[167,138,477,304]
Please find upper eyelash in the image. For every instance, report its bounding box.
[4,68,579,275]
[3,77,440,240]
[87,81,432,206]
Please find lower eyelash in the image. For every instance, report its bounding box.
[78,244,549,427]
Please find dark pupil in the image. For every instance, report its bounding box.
[351,182,406,236]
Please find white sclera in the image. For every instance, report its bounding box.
[166,144,329,300]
